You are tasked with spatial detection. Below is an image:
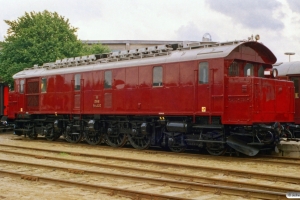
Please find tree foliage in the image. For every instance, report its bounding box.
[80,43,110,55]
[0,10,90,87]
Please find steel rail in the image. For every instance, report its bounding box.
[0,146,299,191]
[5,139,300,166]
[0,143,299,184]
[0,159,287,199]
[1,145,300,184]
[0,169,188,200]
[0,157,296,194]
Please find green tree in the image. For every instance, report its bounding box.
[80,43,110,55]
[0,10,83,87]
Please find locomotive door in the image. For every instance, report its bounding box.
[72,74,82,112]
[197,62,210,116]
[223,77,252,124]
[25,78,40,111]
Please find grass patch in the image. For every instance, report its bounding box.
[58,152,69,156]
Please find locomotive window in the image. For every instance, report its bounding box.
[41,78,47,93]
[199,62,209,84]
[19,79,25,93]
[258,65,264,77]
[228,62,239,76]
[244,63,254,76]
[74,74,81,90]
[153,66,163,86]
[104,71,112,89]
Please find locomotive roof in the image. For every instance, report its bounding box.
[273,61,300,76]
[13,40,276,79]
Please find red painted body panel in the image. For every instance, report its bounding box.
[271,63,300,124]
[295,98,300,124]
[2,85,9,116]
[8,42,294,127]
[223,77,294,124]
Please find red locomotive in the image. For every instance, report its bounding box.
[0,83,9,127]
[275,61,300,137]
[8,38,295,156]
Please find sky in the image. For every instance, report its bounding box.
[0,0,300,62]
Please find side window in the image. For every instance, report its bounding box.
[104,71,112,89]
[258,65,264,77]
[19,79,25,93]
[291,77,299,98]
[244,63,254,76]
[199,62,209,84]
[153,66,163,86]
[228,61,239,77]
[41,78,47,93]
[74,74,81,90]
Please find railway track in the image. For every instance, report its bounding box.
[0,159,287,200]
[0,144,300,180]
[10,134,300,165]
[0,144,297,199]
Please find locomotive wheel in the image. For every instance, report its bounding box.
[85,131,102,145]
[282,128,294,138]
[167,134,186,153]
[105,133,127,147]
[45,130,62,141]
[26,124,37,139]
[128,134,151,150]
[65,132,83,143]
[169,145,186,153]
[206,144,227,156]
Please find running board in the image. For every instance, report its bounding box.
[226,136,260,156]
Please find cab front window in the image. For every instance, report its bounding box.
[228,61,239,77]
[244,63,254,76]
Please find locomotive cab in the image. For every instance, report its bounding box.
[221,44,294,155]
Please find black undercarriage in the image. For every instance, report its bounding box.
[13,114,292,156]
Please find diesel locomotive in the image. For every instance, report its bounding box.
[7,37,295,156]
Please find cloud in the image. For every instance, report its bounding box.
[286,0,300,13]
[175,22,224,42]
[176,22,205,41]
[205,0,284,30]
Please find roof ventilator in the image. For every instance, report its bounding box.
[25,40,249,71]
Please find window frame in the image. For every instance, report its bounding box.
[258,65,265,77]
[19,79,25,94]
[228,61,239,77]
[41,77,47,93]
[152,66,163,87]
[244,63,254,77]
[104,70,112,89]
[74,74,81,91]
[199,62,209,84]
